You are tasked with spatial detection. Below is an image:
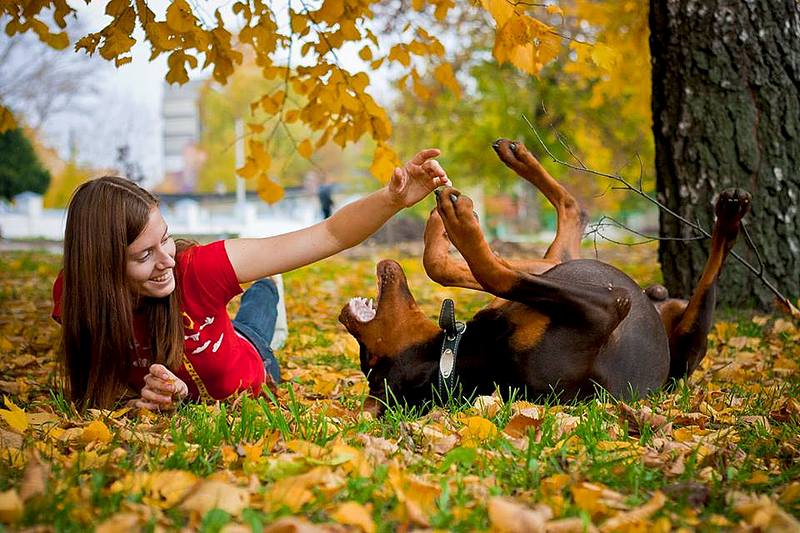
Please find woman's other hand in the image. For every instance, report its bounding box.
[389,148,451,208]
[134,363,189,410]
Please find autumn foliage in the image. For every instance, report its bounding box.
[0,0,641,201]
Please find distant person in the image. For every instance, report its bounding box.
[51,150,450,410]
[318,175,335,219]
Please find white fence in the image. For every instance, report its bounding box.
[0,190,348,241]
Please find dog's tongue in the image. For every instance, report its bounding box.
[348,297,376,322]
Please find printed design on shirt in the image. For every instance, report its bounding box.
[182,312,196,330]
[183,312,223,356]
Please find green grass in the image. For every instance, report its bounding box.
[0,247,798,530]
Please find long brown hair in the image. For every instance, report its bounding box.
[61,176,185,409]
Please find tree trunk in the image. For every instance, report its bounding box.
[650,0,800,309]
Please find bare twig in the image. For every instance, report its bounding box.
[521,113,797,313]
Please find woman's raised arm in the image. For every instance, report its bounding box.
[225,148,449,283]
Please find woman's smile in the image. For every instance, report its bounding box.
[149,270,173,284]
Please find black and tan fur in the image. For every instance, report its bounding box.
[339,139,751,415]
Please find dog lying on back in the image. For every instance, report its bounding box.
[339,139,750,416]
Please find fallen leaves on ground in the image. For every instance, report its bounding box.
[0,246,798,530]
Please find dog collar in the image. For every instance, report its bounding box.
[437,298,466,400]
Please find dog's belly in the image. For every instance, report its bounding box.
[483,259,671,399]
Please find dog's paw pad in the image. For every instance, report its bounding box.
[715,188,752,222]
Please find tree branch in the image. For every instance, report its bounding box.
[522,113,798,315]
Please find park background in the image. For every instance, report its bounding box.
[1,0,799,531]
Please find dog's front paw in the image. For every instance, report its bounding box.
[434,187,482,253]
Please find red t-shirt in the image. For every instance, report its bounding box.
[52,241,267,401]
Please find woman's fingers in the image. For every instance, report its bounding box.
[140,386,173,405]
[147,364,189,398]
[149,364,174,381]
[409,148,441,166]
[144,373,174,395]
[422,159,447,178]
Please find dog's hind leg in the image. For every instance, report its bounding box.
[664,189,751,380]
[433,186,631,336]
[424,208,559,291]
[492,139,588,263]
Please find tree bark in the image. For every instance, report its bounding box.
[650,0,800,309]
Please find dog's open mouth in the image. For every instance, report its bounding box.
[347,297,377,323]
[346,268,387,323]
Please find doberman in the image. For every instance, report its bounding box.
[339,139,751,416]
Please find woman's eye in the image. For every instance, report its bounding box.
[138,251,152,262]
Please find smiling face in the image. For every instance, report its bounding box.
[339,260,442,412]
[126,207,177,299]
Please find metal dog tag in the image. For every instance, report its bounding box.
[440,348,455,379]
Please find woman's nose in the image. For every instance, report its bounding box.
[156,247,176,269]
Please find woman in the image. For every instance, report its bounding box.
[52,149,449,410]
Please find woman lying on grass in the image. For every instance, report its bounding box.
[51,149,449,411]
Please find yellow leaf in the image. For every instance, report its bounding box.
[745,471,770,485]
[488,497,552,533]
[114,55,132,67]
[458,415,498,447]
[263,467,340,512]
[388,45,410,67]
[284,109,300,123]
[179,480,249,516]
[331,501,375,533]
[81,420,112,444]
[96,513,141,533]
[369,144,399,182]
[0,489,23,523]
[0,336,13,352]
[256,174,284,204]
[248,139,271,168]
[781,482,800,504]
[166,0,196,33]
[599,491,666,532]
[220,445,238,467]
[590,43,620,72]
[0,105,17,133]
[151,471,198,507]
[503,411,542,438]
[358,46,373,61]
[239,441,263,462]
[433,63,461,97]
[42,31,69,50]
[236,157,259,180]
[387,463,440,526]
[0,396,28,434]
[546,4,564,17]
[480,0,515,26]
[571,483,608,518]
[298,139,313,159]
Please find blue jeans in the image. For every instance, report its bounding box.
[233,278,281,384]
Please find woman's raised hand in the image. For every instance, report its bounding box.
[133,363,189,410]
[388,148,451,208]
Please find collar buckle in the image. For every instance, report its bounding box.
[438,299,466,401]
